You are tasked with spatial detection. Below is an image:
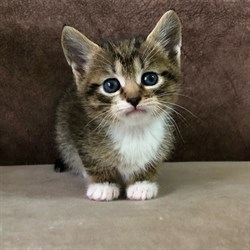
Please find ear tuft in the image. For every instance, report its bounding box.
[169,8,176,12]
[62,23,67,29]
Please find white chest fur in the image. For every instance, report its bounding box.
[108,116,166,179]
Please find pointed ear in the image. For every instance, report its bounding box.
[146,10,182,61]
[61,26,100,74]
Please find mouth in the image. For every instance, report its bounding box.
[125,107,147,116]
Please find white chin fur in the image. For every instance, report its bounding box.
[126,181,158,200]
[118,110,152,126]
[87,183,120,201]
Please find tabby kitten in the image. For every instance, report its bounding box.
[55,10,182,201]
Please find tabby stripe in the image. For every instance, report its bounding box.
[96,93,111,104]
[161,71,177,82]
[85,84,100,96]
[139,56,145,69]
[154,84,167,96]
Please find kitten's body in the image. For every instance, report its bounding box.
[55,10,182,201]
[56,85,174,178]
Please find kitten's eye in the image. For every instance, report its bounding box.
[141,72,158,86]
[103,78,121,93]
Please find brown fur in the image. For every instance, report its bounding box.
[55,10,182,199]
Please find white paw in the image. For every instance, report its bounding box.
[126,181,158,200]
[86,183,120,201]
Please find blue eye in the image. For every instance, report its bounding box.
[103,78,121,93]
[142,72,158,86]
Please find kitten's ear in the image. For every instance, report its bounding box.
[61,26,100,74]
[146,10,182,62]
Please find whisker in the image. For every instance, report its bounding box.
[156,105,185,143]
[94,110,116,132]
[84,110,110,128]
[158,100,199,120]
[94,114,110,132]
[95,109,121,133]
[157,103,188,123]
[83,104,112,107]
[145,100,190,127]
[156,92,198,103]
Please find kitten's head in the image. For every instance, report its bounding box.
[61,10,181,127]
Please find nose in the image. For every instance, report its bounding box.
[126,96,141,107]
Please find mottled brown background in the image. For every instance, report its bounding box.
[0,0,249,165]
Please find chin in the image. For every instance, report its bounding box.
[118,110,153,126]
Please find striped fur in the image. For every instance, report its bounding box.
[56,10,182,201]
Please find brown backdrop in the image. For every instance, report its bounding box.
[1,0,249,165]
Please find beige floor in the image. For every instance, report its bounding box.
[1,162,250,250]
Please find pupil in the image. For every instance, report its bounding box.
[148,75,154,82]
[145,74,156,84]
[109,82,114,89]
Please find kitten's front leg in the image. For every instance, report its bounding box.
[86,169,120,201]
[126,165,159,201]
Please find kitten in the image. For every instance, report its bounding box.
[55,10,182,201]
